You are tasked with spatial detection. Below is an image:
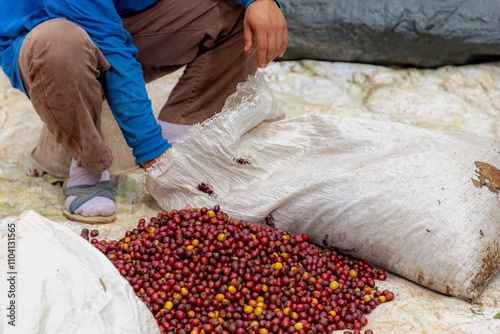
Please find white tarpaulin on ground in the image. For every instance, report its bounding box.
[146,73,500,302]
[0,211,159,334]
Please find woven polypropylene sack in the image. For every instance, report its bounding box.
[145,73,500,301]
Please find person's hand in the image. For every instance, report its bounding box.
[142,152,167,171]
[244,0,288,68]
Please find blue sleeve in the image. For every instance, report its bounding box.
[233,0,281,8]
[43,0,170,164]
[233,0,255,6]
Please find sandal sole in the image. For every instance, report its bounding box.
[62,208,116,224]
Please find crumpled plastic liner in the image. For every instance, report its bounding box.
[0,210,159,334]
[145,72,500,302]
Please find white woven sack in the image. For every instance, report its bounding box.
[145,73,500,301]
[0,211,159,334]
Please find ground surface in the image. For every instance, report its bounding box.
[1,61,500,333]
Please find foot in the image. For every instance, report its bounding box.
[64,159,116,220]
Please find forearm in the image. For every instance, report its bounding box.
[103,54,170,163]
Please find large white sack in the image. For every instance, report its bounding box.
[0,211,159,334]
[145,73,500,301]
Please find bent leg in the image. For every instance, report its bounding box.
[18,18,113,174]
[123,0,258,125]
[18,18,116,222]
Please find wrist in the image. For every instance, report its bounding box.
[251,0,281,7]
[142,152,166,171]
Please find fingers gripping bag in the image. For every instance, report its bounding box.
[145,73,500,301]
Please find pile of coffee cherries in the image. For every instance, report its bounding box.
[81,205,394,334]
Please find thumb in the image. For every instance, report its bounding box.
[244,22,254,53]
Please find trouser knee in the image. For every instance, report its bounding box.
[19,18,109,91]
[17,18,113,174]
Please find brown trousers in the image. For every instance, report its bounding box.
[17,0,258,173]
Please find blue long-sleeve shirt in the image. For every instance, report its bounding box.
[0,0,259,163]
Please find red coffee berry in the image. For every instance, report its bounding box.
[90,205,393,334]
